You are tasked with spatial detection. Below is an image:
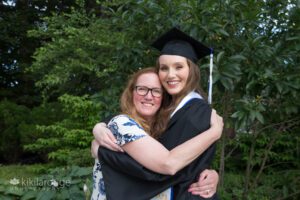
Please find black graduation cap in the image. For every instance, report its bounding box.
[151,27,211,63]
[152,27,214,104]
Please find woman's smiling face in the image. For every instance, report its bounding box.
[158,55,189,96]
[133,72,162,121]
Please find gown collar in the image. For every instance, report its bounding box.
[170,91,202,118]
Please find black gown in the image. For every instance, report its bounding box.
[98,98,218,200]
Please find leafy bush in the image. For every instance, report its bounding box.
[24,95,102,165]
[219,171,300,200]
[0,100,30,163]
[0,100,69,164]
[0,165,92,200]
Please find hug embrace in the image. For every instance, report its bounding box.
[91,27,224,200]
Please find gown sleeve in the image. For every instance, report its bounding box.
[98,147,171,181]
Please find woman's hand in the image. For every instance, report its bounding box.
[210,109,224,140]
[91,139,100,158]
[188,169,219,198]
[93,122,124,152]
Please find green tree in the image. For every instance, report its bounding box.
[0,0,97,164]
[0,0,80,106]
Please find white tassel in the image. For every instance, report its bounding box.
[208,49,213,104]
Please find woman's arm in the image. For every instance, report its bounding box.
[93,122,123,152]
[95,109,223,175]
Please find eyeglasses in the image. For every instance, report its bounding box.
[135,86,162,97]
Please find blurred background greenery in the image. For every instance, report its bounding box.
[0,0,299,199]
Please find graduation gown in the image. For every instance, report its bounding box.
[98,98,218,200]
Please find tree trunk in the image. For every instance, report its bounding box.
[243,128,258,199]
[219,133,225,187]
[218,92,232,186]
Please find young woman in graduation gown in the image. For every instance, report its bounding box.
[93,28,222,200]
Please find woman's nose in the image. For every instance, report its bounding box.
[167,68,176,78]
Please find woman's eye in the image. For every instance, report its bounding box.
[153,89,161,94]
[176,65,183,69]
[159,66,168,71]
[139,87,148,92]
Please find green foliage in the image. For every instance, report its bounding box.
[1,0,299,199]
[231,96,266,130]
[0,165,92,200]
[2,165,297,200]
[226,129,300,170]
[26,0,300,198]
[28,4,149,99]
[219,171,300,200]
[0,100,30,163]
[25,95,101,165]
[0,100,66,163]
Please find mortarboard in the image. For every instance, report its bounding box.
[151,27,214,104]
[151,27,211,63]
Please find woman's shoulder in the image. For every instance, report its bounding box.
[181,98,211,119]
[186,98,210,109]
[108,114,147,145]
[109,114,146,134]
[109,114,142,127]
[110,114,132,123]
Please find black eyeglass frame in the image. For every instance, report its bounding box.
[134,86,163,97]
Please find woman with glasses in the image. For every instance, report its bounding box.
[91,67,223,200]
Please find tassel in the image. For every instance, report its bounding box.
[208,48,213,104]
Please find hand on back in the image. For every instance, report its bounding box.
[210,109,224,140]
[188,169,219,198]
[93,122,124,152]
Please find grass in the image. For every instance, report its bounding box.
[0,163,52,180]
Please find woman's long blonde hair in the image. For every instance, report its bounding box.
[120,67,169,138]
